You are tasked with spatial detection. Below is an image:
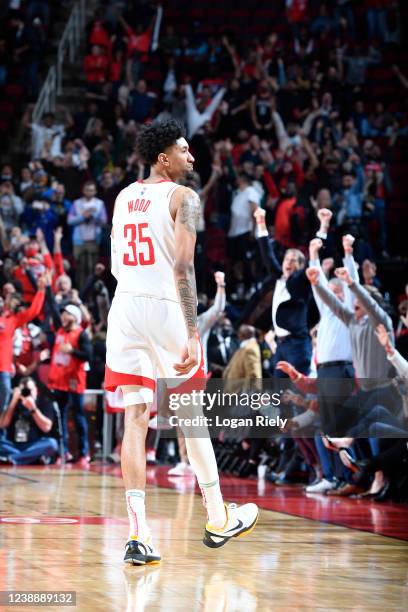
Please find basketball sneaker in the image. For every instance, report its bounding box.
[203,503,259,549]
[124,537,161,566]
[168,462,195,477]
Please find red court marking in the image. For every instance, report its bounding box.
[89,464,408,541]
[0,516,126,525]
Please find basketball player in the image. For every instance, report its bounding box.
[105,119,259,565]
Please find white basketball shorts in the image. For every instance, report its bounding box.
[104,293,205,396]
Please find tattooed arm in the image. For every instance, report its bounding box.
[172,186,201,375]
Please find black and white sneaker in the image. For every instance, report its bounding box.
[124,538,161,566]
[203,503,259,549]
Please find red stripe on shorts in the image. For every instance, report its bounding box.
[104,366,156,392]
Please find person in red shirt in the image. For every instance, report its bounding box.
[48,304,92,465]
[274,183,306,249]
[89,18,112,52]
[83,45,109,84]
[0,277,46,434]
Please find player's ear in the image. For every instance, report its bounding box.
[158,153,169,166]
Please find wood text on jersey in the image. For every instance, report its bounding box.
[128,199,151,213]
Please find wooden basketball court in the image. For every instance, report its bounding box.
[1,464,407,611]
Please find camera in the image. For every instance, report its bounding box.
[21,387,31,398]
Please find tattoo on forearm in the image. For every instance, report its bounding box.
[179,190,201,234]
[177,272,197,337]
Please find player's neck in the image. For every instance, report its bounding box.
[142,166,176,184]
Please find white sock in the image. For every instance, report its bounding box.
[199,479,227,528]
[184,436,226,528]
[125,489,149,541]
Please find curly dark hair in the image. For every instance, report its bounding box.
[137,119,185,165]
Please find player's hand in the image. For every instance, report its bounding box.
[174,337,198,376]
[306,267,320,286]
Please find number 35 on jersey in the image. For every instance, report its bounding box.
[123,223,155,266]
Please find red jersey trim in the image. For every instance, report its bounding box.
[136,179,171,184]
[104,365,156,392]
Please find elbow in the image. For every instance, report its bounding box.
[174,262,194,278]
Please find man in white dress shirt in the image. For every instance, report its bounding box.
[305,229,357,493]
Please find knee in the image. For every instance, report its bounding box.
[370,404,390,420]
[46,438,59,454]
[124,405,150,428]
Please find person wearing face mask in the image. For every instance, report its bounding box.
[1,165,17,188]
[207,317,239,377]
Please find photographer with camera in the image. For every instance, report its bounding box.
[0,377,58,465]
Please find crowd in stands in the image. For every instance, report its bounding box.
[0,0,407,501]
[0,1,72,148]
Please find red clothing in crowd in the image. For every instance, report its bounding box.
[89,21,111,50]
[0,290,45,373]
[286,0,308,23]
[274,197,305,248]
[83,54,109,83]
[291,372,319,413]
[48,327,87,393]
[13,253,62,302]
[110,60,122,82]
[125,25,152,58]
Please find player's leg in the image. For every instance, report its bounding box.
[105,296,160,564]
[148,299,259,549]
[182,423,259,548]
[121,385,161,566]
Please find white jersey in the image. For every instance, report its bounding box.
[111,179,180,302]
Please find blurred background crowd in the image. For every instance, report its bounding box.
[0,0,407,502]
